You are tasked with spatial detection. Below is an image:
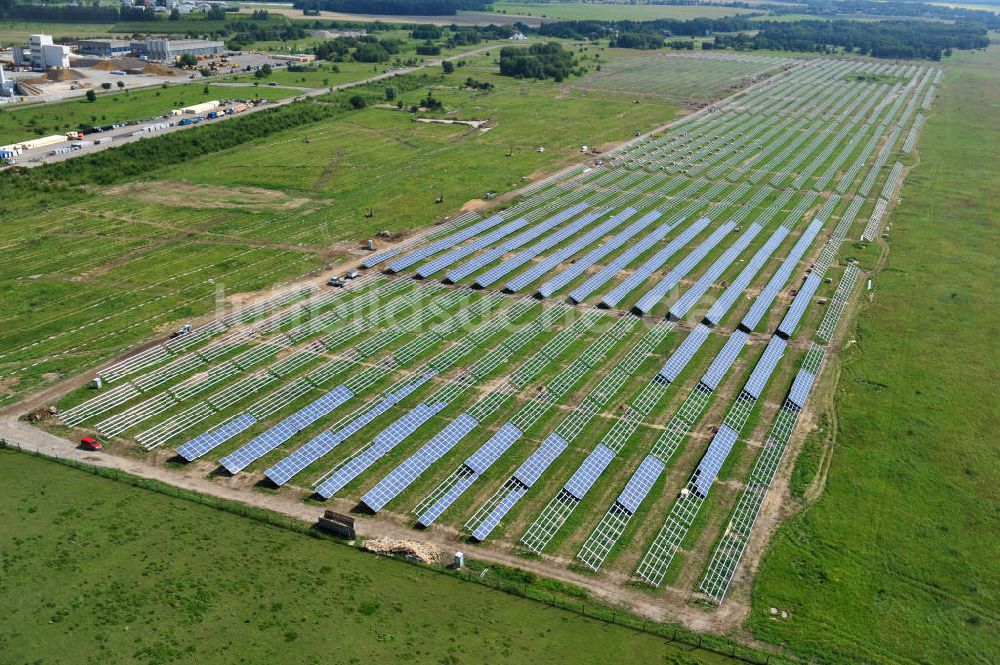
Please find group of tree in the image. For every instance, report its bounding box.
[463,77,493,92]
[314,34,402,63]
[499,42,577,82]
[716,19,989,60]
[291,0,487,16]
[609,32,665,50]
[0,2,157,22]
[778,0,1000,30]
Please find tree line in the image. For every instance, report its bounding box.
[291,0,488,16]
[716,19,989,60]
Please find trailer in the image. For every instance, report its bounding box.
[21,134,68,151]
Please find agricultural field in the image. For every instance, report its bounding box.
[0,448,736,665]
[489,1,760,20]
[0,83,296,144]
[750,45,1000,664]
[573,51,797,106]
[36,49,940,647]
[0,19,116,47]
[0,55,668,405]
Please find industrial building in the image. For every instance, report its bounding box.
[141,39,225,62]
[0,65,15,97]
[11,34,70,71]
[77,39,135,58]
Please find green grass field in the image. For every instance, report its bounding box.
[490,1,759,20]
[0,83,295,144]
[750,46,1000,664]
[0,448,733,665]
[0,19,116,47]
[0,54,671,405]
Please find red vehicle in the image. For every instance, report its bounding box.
[80,436,102,451]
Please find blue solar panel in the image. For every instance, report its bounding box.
[568,213,685,303]
[538,210,662,298]
[669,223,763,320]
[445,203,588,283]
[360,413,478,512]
[788,367,816,408]
[266,373,435,486]
[693,424,739,497]
[564,444,616,500]
[474,209,606,288]
[362,247,402,269]
[219,385,354,474]
[470,486,528,542]
[700,330,749,391]
[507,208,638,293]
[617,455,665,514]
[387,213,505,273]
[600,216,712,309]
[416,215,533,278]
[416,471,478,526]
[313,401,447,498]
[743,336,787,400]
[659,324,711,383]
[177,412,257,461]
[633,221,736,314]
[741,217,824,331]
[777,273,822,338]
[704,225,790,326]
[513,434,568,487]
[465,422,522,475]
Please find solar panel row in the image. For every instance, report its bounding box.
[700,330,750,391]
[564,444,616,500]
[360,413,479,512]
[617,455,666,514]
[177,412,257,461]
[568,213,688,303]
[693,424,740,497]
[743,336,787,400]
[659,324,711,383]
[218,384,355,474]
[633,220,737,314]
[505,208,638,293]
[445,203,589,283]
[740,216,825,331]
[537,210,663,298]
[312,400,448,497]
[669,222,764,320]
[776,273,822,338]
[269,372,437,487]
[387,213,505,273]
[598,216,712,308]
[473,208,607,288]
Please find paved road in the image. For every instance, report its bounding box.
[5,44,506,169]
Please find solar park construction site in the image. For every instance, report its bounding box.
[40,53,935,612]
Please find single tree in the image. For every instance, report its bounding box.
[101,82,112,90]
[442,60,454,74]
[349,95,366,110]
[116,80,125,89]
[86,89,97,102]
[385,85,397,101]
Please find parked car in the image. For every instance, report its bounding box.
[326,277,345,287]
[344,270,359,280]
[80,436,103,451]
